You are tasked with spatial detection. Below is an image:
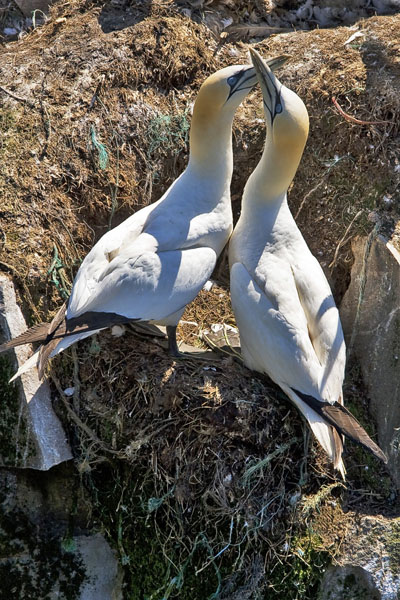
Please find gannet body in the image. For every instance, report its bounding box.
[2,56,287,380]
[229,50,386,475]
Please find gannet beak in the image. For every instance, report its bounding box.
[250,48,285,121]
[227,54,290,102]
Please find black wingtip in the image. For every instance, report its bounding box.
[292,388,387,464]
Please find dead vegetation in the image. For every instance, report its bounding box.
[0,1,399,597]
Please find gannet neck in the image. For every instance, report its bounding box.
[246,138,305,203]
[187,56,290,178]
[248,48,309,202]
[244,91,308,203]
[188,107,234,177]
[187,65,251,177]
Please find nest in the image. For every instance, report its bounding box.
[52,315,338,598]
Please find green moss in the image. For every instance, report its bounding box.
[385,519,400,576]
[0,466,89,598]
[82,459,334,600]
[265,532,331,600]
[84,463,223,600]
[0,356,30,465]
[0,505,86,598]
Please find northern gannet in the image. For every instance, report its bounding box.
[1,56,287,381]
[229,49,386,476]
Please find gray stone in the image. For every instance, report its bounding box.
[74,534,123,600]
[340,233,400,488]
[318,515,400,600]
[0,274,72,469]
[14,0,52,17]
[0,467,123,599]
[318,565,381,600]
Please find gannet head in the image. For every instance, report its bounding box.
[189,55,289,171]
[198,64,257,112]
[193,56,290,124]
[250,48,309,153]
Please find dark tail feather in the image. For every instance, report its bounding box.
[37,303,68,378]
[63,311,135,336]
[37,311,138,377]
[1,308,136,352]
[1,302,139,378]
[331,427,344,472]
[39,310,136,342]
[0,303,68,354]
[48,302,68,335]
[292,388,387,464]
[0,322,51,352]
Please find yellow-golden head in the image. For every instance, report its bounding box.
[189,56,290,168]
[192,56,290,128]
[248,48,309,197]
[250,48,309,153]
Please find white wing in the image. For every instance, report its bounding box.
[230,258,323,394]
[68,246,217,322]
[290,254,345,401]
[69,205,155,314]
[68,170,232,318]
[230,259,345,473]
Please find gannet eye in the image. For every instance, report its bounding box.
[227,74,239,87]
[275,103,283,114]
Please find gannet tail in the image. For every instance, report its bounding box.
[291,388,387,466]
[9,349,40,382]
[2,304,137,380]
[0,303,67,353]
[291,396,346,478]
[0,321,52,352]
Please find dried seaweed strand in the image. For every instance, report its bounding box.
[329,210,363,269]
[0,85,35,107]
[332,96,392,125]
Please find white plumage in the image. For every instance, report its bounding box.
[3,56,288,379]
[229,49,386,475]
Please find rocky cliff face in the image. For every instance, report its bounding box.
[0,275,72,469]
[341,235,400,490]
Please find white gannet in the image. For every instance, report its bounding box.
[229,49,386,476]
[1,56,287,381]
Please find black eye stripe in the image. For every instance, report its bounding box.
[264,84,273,105]
[263,98,273,120]
[263,93,283,121]
[226,68,256,101]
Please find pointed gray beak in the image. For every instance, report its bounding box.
[227,53,290,101]
[250,48,286,121]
